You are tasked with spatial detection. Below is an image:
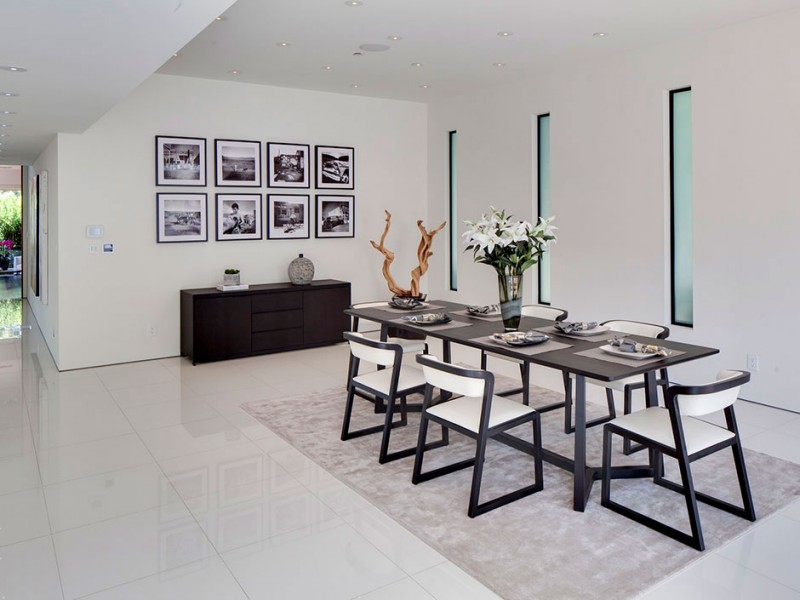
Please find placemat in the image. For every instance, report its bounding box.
[574,346,685,367]
[536,325,620,341]
[376,303,446,314]
[390,317,474,332]
[472,335,572,355]
[451,309,503,322]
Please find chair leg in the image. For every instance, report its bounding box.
[730,440,757,521]
[480,350,488,370]
[379,393,400,464]
[467,433,490,518]
[341,386,357,441]
[675,448,705,550]
[605,388,617,419]
[412,411,431,484]
[563,372,573,434]
[600,426,613,506]
[520,362,530,406]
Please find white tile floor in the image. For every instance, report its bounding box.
[1,312,800,599]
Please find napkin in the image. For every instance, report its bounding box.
[402,313,450,324]
[466,304,500,315]
[609,337,671,357]
[554,321,598,334]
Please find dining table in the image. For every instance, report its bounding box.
[345,299,719,512]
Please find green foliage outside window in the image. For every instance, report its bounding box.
[0,191,23,250]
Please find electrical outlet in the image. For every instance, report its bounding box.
[89,244,99,254]
[146,324,157,337]
[747,354,760,372]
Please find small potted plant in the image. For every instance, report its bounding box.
[223,268,240,286]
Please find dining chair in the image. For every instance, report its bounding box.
[601,370,755,550]
[413,354,543,517]
[564,319,670,448]
[480,304,568,409]
[342,332,444,464]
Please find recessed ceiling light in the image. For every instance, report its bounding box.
[229,70,240,75]
[359,43,389,52]
[497,32,513,37]
[493,62,506,67]
[0,92,18,97]
[0,133,8,137]
[411,62,423,68]
[0,66,26,73]
[276,42,291,47]
[215,15,226,21]
[351,84,360,88]
[0,111,14,115]
[172,53,180,58]
[345,0,363,6]
[420,85,430,89]
[0,124,11,128]
[322,65,333,70]
[593,32,608,38]
[387,35,402,41]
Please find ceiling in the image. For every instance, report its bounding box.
[4,0,800,166]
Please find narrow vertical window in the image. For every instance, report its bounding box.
[537,114,551,305]
[670,88,693,326]
[449,130,458,291]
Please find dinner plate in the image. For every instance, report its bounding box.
[599,344,663,360]
[492,332,550,346]
[563,325,609,337]
[402,313,451,326]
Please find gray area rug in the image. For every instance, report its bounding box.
[242,378,800,600]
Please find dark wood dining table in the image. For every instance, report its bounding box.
[345,300,719,512]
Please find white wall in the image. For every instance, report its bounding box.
[427,10,800,410]
[50,74,427,370]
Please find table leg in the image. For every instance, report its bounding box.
[573,374,588,512]
[441,341,452,402]
[644,370,659,407]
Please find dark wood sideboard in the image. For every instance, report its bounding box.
[180,279,351,364]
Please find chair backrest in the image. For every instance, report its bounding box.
[416,354,491,399]
[351,301,388,310]
[602,320,669,339]
[521,304,568,321]
[343,332,401,367]
[668,370,750,417]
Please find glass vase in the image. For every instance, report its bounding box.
[498,274,523,331]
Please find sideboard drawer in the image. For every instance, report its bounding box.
[252,310,303,332]
[252,328,303,352]
[252,291,302,313]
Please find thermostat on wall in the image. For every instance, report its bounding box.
[86,225,104,238]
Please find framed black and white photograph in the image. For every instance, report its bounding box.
[216,194,262,241]
[316,195,354,238]
[267,194,310,239]
[156,136,207,186]
[156,193,208,243]
[267,142,310,188]
[215,139,262,187]
[315,145,354,189]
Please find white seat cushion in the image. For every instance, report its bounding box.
[610,407,735,455]
[353,365,427,395]
[427,395,536,434]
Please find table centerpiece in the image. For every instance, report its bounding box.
[464,207,557,331]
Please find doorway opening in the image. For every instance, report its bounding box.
[0,165,23,339]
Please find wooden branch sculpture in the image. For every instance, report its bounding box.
[370,210,447,297]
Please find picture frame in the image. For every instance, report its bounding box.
[215,139,262,187]
[216,193,263,241]
[155,135,207,186]
[315,145,354,190]
[267,142,310,188]
[156,193,208,243]
[267,194,310,240]
[315,195,354,238]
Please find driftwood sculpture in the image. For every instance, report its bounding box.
[370,210,447,297]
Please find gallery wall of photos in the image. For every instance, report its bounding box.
[154,136,356,243]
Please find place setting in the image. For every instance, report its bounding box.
[471,328,573,355]
[537,320,614,340]
[451,303,505,321]
[575,336,684,366]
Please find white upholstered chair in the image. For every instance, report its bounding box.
[565,320,670,446]
[480,304,569,409]
[342,332,438,464]
[413,354,543,517]
[601,370,755,550]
